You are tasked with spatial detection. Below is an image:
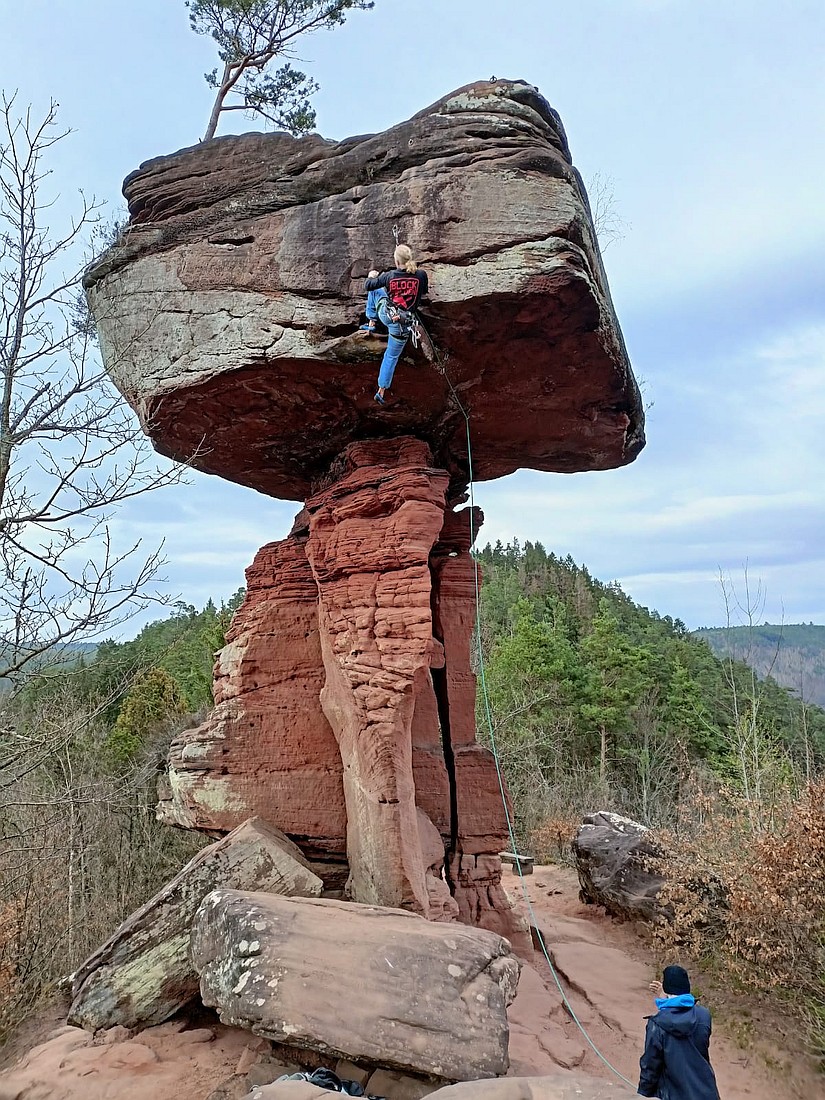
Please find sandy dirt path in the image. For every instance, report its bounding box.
[507,864,818,1099]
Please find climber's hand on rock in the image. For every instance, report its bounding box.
[368,269,379,278]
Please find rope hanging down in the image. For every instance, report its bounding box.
[428,335,637,1091]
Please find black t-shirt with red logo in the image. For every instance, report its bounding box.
[364,267,429,310]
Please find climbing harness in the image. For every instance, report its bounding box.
[428,336,638,1092]
[384,300,422,347]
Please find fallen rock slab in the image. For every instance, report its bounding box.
[69,817,323,1030]
[364,1068,439,1099]
[191,890,521,1081]
[243,1086,330,1100]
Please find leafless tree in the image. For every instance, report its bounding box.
[717,567,794,831]
[0,96,179,686]
[586,171,627,251]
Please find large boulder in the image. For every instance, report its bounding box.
[84,79,644,502]
[69,818,322,1030]
[572,812,664,922]
[190,889,522,1082]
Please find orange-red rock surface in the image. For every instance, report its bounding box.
[85,79,644,501]
[88,79,644,948]
[158,533,347,859]
[161,438,526,942]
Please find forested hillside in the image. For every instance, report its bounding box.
[477,541,825,839]
[695,624,825,708]
[2,548,823,1042]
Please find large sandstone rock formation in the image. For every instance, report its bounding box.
[85,79,643,500]
[157,438,525,941]
[86,80,644,949]
[190,889,521,1082]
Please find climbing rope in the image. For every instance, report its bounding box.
[429,337,638,1091]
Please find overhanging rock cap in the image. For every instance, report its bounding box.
[85,79,645,500]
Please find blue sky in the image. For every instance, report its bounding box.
[2,0,824,629]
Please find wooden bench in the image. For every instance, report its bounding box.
[499,851,534,876]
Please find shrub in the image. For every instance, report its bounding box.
[652,780,825,1064]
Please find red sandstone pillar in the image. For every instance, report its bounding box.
[304,438,449,915]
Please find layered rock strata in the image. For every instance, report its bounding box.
[84,79,644,501]
[160,438,526,944]
[157,535,347,860]
[87,79,643,957]
[191,889,522,1081]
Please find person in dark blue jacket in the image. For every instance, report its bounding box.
[638,965,720,1100]
[363,244,428,405]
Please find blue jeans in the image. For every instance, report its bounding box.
[376,297,408,391]
[366,288,387,321]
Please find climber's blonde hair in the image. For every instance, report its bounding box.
[394,244,418,274]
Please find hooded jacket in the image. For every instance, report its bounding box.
[638,1000,720,1100]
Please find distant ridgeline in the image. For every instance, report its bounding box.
[0,641,97,689]
[694,624,825,708]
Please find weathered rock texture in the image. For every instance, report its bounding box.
[190,890,521,1082]
[68,818,322,1030]
[572,812,665,922]
[159,439,527,945]
[87,81,643,952]
[245,1080,635,1100]
[425,1076,637,1099]
[157,534,347,860]
[85,79,644,501]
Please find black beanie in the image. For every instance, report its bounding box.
[662,965,691,995]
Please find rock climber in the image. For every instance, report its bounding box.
[364,244,429,406]
[638,965,720,1100]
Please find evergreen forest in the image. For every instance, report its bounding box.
[477,540,824,839]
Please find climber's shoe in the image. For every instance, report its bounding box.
[374,391,386,405]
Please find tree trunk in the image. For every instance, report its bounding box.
[203,61,234,141]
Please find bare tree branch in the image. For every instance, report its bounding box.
[1,97,183,687]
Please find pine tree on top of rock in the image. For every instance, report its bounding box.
[186,0,375,141]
